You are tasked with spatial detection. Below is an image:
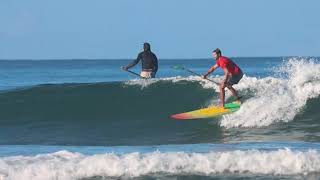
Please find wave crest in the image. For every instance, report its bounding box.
[221,57,320,128]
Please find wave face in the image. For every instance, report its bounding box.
[0,78,218,146]
[0,58,320,146]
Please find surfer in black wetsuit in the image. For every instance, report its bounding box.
[122,43,158,78]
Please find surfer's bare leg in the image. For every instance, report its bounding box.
[219,83,226,107]
[227,85,240,101]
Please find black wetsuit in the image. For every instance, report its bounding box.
[126,50,158,73]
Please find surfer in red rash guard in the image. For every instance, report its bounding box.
[202,48,243,108]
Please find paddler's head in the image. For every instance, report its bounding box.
[212,48,221,60]
[143,42,151,52]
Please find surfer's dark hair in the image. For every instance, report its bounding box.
[213,48,221,56]
[143,42,151,52]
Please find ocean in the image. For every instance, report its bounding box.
[0,57,320,180]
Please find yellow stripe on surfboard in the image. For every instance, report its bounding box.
[171,101,241,120]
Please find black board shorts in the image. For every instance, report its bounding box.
[227,71,243,86]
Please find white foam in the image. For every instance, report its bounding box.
[0,149,319,180]
[123,75,220,89]
[220,58,320,128]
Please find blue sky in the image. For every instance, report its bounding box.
[0,0,319,59]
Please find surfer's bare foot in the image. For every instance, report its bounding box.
[235,96,242,104]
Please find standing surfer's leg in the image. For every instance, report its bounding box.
[226,72,242,102]
[227,85,241,103]
[227,86,238,98]
[220,83,226,107]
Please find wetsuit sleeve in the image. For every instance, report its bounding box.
[126,53,142,69]
[153,54,158,72]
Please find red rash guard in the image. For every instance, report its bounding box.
[217,56,241,75]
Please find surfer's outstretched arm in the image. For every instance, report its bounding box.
[123,53,142,70]
[203,64,218,79]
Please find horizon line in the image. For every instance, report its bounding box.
[0,56,316,61]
